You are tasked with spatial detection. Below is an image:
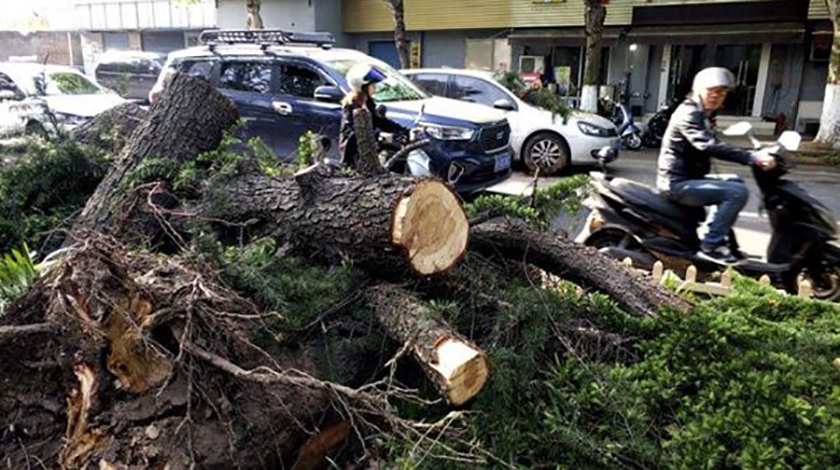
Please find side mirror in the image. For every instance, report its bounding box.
[723,121,753,137]
[0,90,20,101]
[778,131,802,151]
[313,85,343,103]
[493,98,515,111]
[376,104,388,118]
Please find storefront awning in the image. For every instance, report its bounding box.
[508,23,806,47]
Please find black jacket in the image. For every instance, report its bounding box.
[656,96,755,192]
[339,96,405,168]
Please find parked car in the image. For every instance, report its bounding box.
[95,50,166,102]
[403,68,621,175]
[0,63,125,137]
[149,30,513,194]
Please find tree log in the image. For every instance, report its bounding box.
[218,174,469,276]
[76,73,240,231]
[470,223,692,317]
[367,284,489,406]
[69,102,149,155]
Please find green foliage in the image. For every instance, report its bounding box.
[0,244,38,313]
[295,130,319,170]
[385,275,840,469]
[0,140,108,254]
[465,174,592,226]
[494,71,571,122]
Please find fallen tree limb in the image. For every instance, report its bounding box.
[367,284,489,406]
[69,102,149,155]
[470,223,691,317]
[0,322,51,342]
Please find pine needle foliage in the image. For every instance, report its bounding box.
[0,244,38,314]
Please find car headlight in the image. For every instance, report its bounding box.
[421,123,474,141]
[577,121,612,137]
[55,113,90,126]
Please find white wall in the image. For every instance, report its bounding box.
[217,0,315,31]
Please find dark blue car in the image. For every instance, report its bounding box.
[150,30,513,194]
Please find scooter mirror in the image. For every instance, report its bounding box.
[723,121,753,137]
[778,131,802,151]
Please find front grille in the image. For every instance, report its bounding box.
[479,121,511,153]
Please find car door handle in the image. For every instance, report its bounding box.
[272,101,293,115]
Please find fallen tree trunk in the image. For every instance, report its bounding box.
[218,174,469,276]
[367,284,489,406]
[470,223,691,317]
[69,102,149,155]
[76,73,240,231]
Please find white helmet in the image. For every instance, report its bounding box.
[347,64,387,91]
[692,67,735,93]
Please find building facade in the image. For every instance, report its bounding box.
[342,0,833,134]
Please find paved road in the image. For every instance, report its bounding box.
[488,148,840,257]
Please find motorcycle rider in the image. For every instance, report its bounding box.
[657,67,777,264]
[339,64,406,168]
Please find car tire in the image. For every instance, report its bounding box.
[522,132,569,176]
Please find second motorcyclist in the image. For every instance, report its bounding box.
[339,64,406,169]
[657,67,777,265]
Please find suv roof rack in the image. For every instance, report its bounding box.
[199,29,335,51]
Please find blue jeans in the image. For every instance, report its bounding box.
[668,177,749,248]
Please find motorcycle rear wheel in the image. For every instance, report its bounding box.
[794,265,840,302]
[624,133,643,151]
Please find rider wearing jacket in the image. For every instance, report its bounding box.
[339,64,406,168]
[657,67,776,264]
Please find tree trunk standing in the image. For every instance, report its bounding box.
[384,0,409,69]
[470,223,692,317]
[367,285,489,406]
[75,73,239,233]
[815,0,840,149]
[246,0,264,30]
[581,0,607,112]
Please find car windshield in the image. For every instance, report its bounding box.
[326,59,426,103]
[40,71,102,96]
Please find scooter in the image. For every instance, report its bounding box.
[577,123,840,300]
[641,97,681,148]
[615,102,643,151]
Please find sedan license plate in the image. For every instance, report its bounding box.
[494,153,511,172]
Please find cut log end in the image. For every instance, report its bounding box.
[391,180,469,276]
[428,337,489,406]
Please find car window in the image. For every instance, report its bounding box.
[45,72,101,95]
[276,64,327,99]
[410,73,448,97]
[178,60,214,81]
[219,62,271,94]
[450,75,509,107]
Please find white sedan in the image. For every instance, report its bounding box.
[404,68,620,175]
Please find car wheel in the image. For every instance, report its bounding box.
[624,133,643,151]
[523,133,569,176]
[25,120,48,139]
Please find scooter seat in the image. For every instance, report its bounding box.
[608,178,704,222]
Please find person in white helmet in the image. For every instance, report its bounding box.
[656,67,777,265]
[339,63,406,168]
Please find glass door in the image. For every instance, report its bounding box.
[667,45,705,103]
[714,44,762,116]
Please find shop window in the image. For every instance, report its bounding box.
[811,33,832,62]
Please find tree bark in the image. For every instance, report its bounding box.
[246,0,264,30]
[582,0,607,112]
[69,102,149,155]
[816,0,840,149]
[75,73,239,232]
[469,223,692,317]
[384,0,409,69]
[216,174,469,277]
[353,107,386,176]
[367,284,489,406]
